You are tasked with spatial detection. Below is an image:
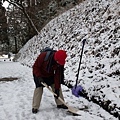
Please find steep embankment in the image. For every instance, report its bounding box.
[16,0,120,118]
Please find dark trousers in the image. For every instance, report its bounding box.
[33,74,54,88]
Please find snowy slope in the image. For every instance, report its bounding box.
[16,0,120,118]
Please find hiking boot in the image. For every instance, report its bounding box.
[57,104,68,109]
[32,108,38,114]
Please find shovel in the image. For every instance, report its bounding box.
[41,82,81,115]
[72,39,86,97]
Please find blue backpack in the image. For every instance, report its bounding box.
[41,47,56,61]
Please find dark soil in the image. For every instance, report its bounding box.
[0,77,19,82]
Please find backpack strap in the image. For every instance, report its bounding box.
[46,52,55,72]
[44,50,56,61]
[44,51,52,61]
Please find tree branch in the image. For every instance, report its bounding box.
[5,0,39,35]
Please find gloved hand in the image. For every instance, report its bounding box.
[38,77,44,84]
[54,89,59,99]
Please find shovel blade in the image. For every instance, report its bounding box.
[72,85,83,97]
[68,106,81,115]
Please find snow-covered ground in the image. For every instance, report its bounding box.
[0,59,117,120]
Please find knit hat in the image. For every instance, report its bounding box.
[54,50,67,65]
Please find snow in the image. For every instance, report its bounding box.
[0,0,120,119]
[0,60,117,120]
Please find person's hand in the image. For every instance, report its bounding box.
[38,77,44,84]
[54,89,59,99]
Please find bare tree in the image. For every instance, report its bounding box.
[5,0,39,35]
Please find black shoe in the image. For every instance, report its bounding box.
[57,104,68,109]
[32,108,38,114]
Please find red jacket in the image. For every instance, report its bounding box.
[33,52,64,89]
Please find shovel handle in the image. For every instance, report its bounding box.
[41,82,69,107]
[41,82,80,114]
[75,39,86,88]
